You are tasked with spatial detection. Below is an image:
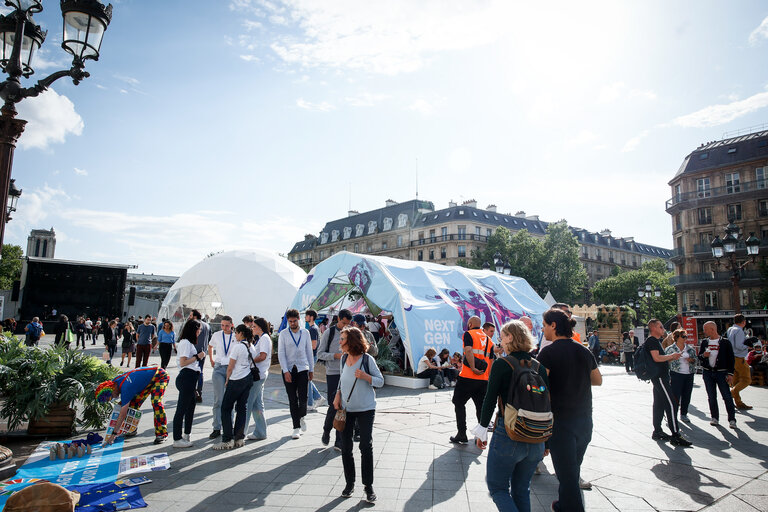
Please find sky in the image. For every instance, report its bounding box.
[5,0,768,276]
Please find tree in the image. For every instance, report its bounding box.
[0,244,22,290]
[591,260,677,324]
[542,221,588,304]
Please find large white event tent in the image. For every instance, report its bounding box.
[288,252,550,370]
[158,250,306,327]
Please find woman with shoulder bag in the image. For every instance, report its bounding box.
[214,324,257,450]
[120,321,135,367]
[172,319,206,448]
[334,326,384,504]
[470,320,551,512]
[665,329,698,424]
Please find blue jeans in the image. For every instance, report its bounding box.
[549,415,592,512]
[307,381,323,406]
[486,418,544,511]
[245,377,267,438]
[211,364,228,430]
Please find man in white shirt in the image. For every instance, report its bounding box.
[278,308,314,439]
[208,315,235,439]
[85,318,93,344]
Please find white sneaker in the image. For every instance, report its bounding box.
[315,396,327,408]
[173,439,193,449]
[247,432,266,441]
[300,417,307,432]
[183,433,190,442]
[234,439,245,448]
[535,461,546,475]
[729,420,737,429]
[710,418,719,426]
[212,440,234,450]
[680,415,690,423]
[428,384,438,390]
[292,428,301,439]
[307,404,317,411]
[579,478,592,490]
[451,381,456,387]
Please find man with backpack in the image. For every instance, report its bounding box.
[643,319,692,446]
[450,316,493,445]
[317,308,352,451]
[24,317,43,346]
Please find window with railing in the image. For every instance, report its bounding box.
[457,226,466,240]
[675,213,682,231]
[697,177,711,198]
[397,235,403,247]
[417,250,423,261]
[440,247,446,259]
[727,203,742,221]
[725,172,740,194]
[458,245,466,258]
[698,207,712,225]
[704,291,718,310]
[760,199,768,217]
[757,167,767,189]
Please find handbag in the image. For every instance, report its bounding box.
[65,324,75,344]
[242,342,260,381]
[333,356,365,432]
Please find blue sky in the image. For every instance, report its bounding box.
[5,0,768,275]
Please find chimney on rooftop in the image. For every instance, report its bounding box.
[600,229,612,238]
[487,204,497,213]
[348,210,359,217]
[525,214,539,221]
[304,234,316,241]
[385,199,398,207]
[462,199,477,208]
[449,200,457,208]
[515,211,526,217]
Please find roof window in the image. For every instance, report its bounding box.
[459,210,464,214]
[699,152,709,159]
[727,147,737,154]
[759,140,768,147]
[473,212,478,216]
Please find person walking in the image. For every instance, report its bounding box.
[335,326,383,504]
[54,314,71,349]
[85,317,93,344]
[120,321,136,367]
[103,320,119,365]
[726,314,752,410]
[157,321,176,369]
[700,321,737,429]
[645,319,692,446]
[537,308,602,512]
[208,316,236,440]
[621,331,635,373]
[245,317,272,441]
[665,328,698,423]
[450,316,492,445]
[172,319,206,448]
[24,317,43,347]
[97,365,171,446]
[135,315,157,368]
[471,320,549,511]
[214,324,257,450]
[317,309,352,450]
[278,308,314,440]
[75,317,86,349]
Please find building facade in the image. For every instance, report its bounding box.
[666,129,768,315]
[289,198,672,287]
[26,228,56,259]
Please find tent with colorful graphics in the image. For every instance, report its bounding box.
[288,252,550,370]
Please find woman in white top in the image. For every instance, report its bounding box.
[245,317,272,441]
[172,319,206,448]
[214,324,257,449]
[416,348,443,389]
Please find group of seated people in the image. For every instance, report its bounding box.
[416,348,463,389]
[746,336,767,374]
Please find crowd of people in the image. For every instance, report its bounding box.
[33,303,759,512]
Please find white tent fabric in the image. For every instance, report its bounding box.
[289,252,550,369]
[544,291,557,306]
[158,250,306,327]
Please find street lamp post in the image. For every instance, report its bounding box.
[637,279,662,323]
[0,0,113,253]
[484,256,511,276]
[710,222,762,315]
[5,177,20,222]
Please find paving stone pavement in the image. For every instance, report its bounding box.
[51,345,768,511]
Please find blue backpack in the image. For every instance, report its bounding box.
[27,322,42,340]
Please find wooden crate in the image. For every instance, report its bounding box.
[27,405,75,437]
[751,370,766,387]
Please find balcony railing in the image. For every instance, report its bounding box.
[410,234,488,246]
[666,178,768,209]
[669,269,762,286]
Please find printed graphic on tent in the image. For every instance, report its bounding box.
[290,252,549,368]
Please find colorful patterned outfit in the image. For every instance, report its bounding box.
[114,367,170,438]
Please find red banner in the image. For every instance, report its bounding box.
[681,316,698,346]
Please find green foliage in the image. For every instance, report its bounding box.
[374,338,400,373]
[610,265,623,277]
[0,244,22,290]
[620,307,637,332]
[0,335,119,431]
[592,260,677,325]
[757,260,768,308]
[468,222,587,303]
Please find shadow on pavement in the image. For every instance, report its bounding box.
[403,446,482,511]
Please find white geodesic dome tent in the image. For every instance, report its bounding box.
[158,250,306,327]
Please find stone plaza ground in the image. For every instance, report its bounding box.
[9,340,768,511]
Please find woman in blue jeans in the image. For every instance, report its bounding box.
[245,317,272,440]
[471,320,549,511]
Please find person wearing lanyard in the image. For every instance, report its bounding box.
[207,315,235,440]
[278,308,314,440]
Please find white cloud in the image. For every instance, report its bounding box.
[622,130,649,152]
[407,97,444,115]
[243,19,263,30]
[16,89,84,150]
[250,0,511,75]
[345,92,390,107]
[74,168,88,176]
[673,89,768,128]
[749,16,768,45]
[598,81,656,103]
[114,75,140,87]
[240,55,260,62]
[13,184,70,227]
[296,98,334,111]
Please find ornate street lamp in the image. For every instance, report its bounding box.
[0,0,113,253]
[710,222,762,314]
[5,177,20,222]
[503,261,511,275]
[493,252,502,266]
[482,262,490,271]
[494,259,503,274]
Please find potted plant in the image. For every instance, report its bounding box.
[0,335,118,434]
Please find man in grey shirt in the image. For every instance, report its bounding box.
[317,309,352,450]
[190,309,211,403]
[135,315,157,368]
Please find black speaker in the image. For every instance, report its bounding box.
[10,280,20,301]
[128,286,136,306]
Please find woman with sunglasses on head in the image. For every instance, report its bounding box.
[664,328,698,423]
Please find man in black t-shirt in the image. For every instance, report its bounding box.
[645,319,692,447]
